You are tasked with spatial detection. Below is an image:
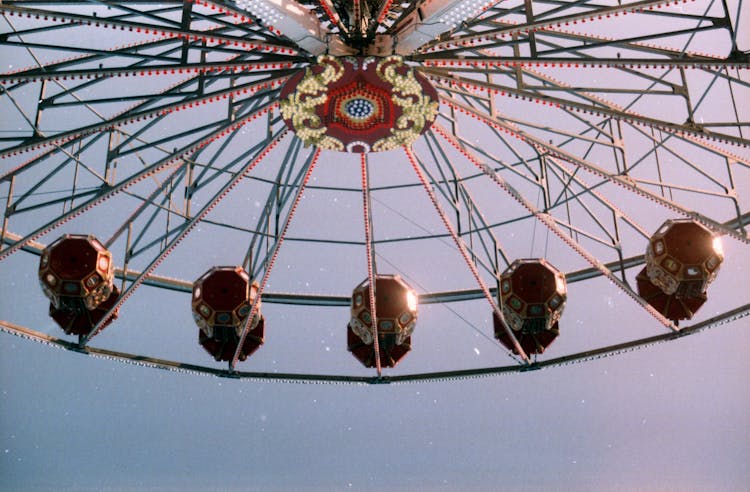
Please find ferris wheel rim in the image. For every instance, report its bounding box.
[0,0,748,377]
[2,300,748,383]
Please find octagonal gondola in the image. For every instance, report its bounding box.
[38,234,119,336]
[348,274,418,368]
[493,259,567,355]
[192,266,264,362]
[637,219,724,321]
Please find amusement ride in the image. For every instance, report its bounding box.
[0,0,748,383]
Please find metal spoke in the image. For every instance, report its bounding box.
[360,153,382,375]
[0,0,747,380]
[82,129,289,342]
[230,147,321,370]
[404,145,529,363]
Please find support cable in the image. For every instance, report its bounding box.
[82,130,289,343]
[437,96,750,244]
[0,102,279,263]
[432,124,678,332]
[361,153,382,375]
[230,147,321,370]
[403,146,529,363]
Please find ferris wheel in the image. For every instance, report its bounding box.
[0,0,747,384]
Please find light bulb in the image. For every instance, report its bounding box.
[712,236,724,256]
[406,290,418,312]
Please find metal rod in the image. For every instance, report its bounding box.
[361,153,382,375]
[230,148,321,370]
[404,146,529,363]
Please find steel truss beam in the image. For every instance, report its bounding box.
[0,0,747,378]
[2,301,748,382]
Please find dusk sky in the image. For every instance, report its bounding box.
[1,0,749,491]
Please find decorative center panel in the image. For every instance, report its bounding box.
[280,55,439,153]
[344,99,374,119]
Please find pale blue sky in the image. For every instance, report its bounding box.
[1,1,749,490]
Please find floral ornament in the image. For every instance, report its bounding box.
[279,55,439,153]
[373,56,439,152]
[280,56,346,151]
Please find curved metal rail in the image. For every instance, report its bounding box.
[2,303,747,384]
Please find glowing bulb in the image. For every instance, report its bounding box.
[406,290,418,312]
[555,275,566,294]
[712,236,724,256]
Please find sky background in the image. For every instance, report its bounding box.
[1,0,750,490]
[1,205,748,492]
[1,307,748,492]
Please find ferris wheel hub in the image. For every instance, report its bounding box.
[279,55,439,153]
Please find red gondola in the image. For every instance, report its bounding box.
[637,219,723,321]
[192,266,264,362]
[493,259,567,355]
[38,234,118,335]
[348,274,418,368]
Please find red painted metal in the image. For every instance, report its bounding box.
[493,259,567,355]
[638,218,722,321]
[348,274,416,368]
[200,317,265,362]
[494,317,560,356]
[636,268,706,321]
[38,234,118,335]
[192,266,264,362]
[49,286,120,336]
[347,326,411,368]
